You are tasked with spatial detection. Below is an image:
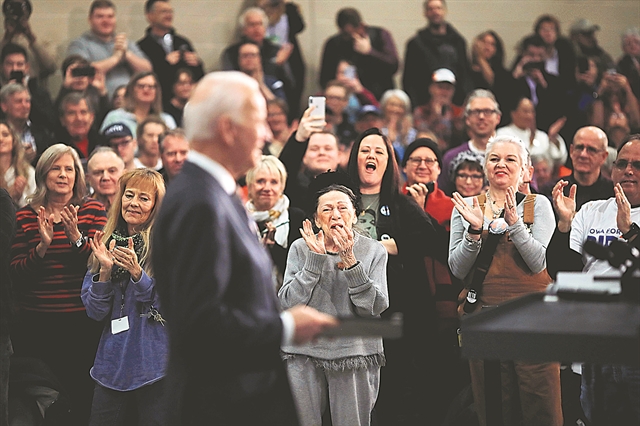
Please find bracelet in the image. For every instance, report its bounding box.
[467,225,482,235]
[464,233,482,246]
[622,222,639,240]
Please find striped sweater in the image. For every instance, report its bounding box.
[10,199,107,313]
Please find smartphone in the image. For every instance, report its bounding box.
[9,70,24,82]
[308,96,326,120]
[343,65,356,80]
[577,57,589,74]
[71,66,96,78]
[522,61,545,72]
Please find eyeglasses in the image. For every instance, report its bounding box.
[110,138,133,148]
[573,144,603,155]
[326,95,346,101]
[135,83,157,90]
[613,159,640,172]
[468,109,498,117]
[407,157,438,166]
[239,53,260,59]
[456,173,484,181]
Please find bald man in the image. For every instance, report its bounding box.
[562,126,614,210]
[152,71,337,426]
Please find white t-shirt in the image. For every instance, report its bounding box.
[570,198,640,275]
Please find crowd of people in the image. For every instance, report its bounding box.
[1,0,639,425]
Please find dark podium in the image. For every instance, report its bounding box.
[460,292,640,366]
[460,280,640,425]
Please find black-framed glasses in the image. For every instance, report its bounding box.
[456,173,484,181]
[572,144,603,155]
[468,109,498,117]
[613,159,640,172]
[135,83,157,90]
[407,157,438,166]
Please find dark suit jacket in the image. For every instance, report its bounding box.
[152,161,298,425]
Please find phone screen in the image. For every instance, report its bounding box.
[308,96,326,120]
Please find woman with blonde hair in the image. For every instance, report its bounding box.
[379,89,417,161]
[0,120,35,207]
[82,168,167,425]
[10,143,107,425]
[100,72,176,136]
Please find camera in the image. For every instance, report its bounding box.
[8,70,24,82]
[522,61,545,72]
[2,0,32,21]
[71,65,96,78]
[577,57,589,74]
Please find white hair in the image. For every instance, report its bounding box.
[379,89,412,114]
[239,7,268,29]
[183,71,259,143]
[485,136,529,185]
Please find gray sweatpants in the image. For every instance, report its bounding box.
[285,356,380,426]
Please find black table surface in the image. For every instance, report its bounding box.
[460,292,640,366]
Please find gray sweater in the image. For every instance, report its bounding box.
[279,232,389,362]
[448,194,556,280]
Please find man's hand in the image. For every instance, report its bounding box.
[552,180,576,233]
[352,33,372,55]
[274,43,293,66]
[288,305,339,345]
[165,50,181,65]
[113,33,127,59]
[614,183,632,235]
[182,51,200,67]
[295,107,325,142]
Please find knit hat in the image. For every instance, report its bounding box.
[448,150,485,183]
[402,138,442,168]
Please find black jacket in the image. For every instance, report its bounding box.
[137,28,205,106]
[402,24,471,107]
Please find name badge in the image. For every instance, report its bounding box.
[111,316,129,334]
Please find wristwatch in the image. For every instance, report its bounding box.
[72,235,84,248]
[622,222,639,240]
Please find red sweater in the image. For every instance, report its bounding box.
[10,199,107,313]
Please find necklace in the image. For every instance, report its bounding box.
[360,194,379,217]
[485,191,504,219]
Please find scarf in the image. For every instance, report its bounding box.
[108,229,145,282]
[246,195,291,248]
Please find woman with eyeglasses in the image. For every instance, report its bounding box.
[449,136,561,426]
[450,151,487,197]
[100,72,176,136]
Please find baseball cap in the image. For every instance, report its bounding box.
[570,18,600,35]
[432,68,456,85]
[103,122,133,140]
[356,105,382,120]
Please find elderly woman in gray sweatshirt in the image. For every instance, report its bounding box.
[279,184,389,426]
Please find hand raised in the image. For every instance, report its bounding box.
[37,206,54,247]
[452,192,483,230]
[60,205,81,242]
[299,219,326,254]
[503,186,520,226]
[406,183,429,209]
[614,183,632,235]
[295,107,325,142]
[552,180,576,232]
[90,231,114,270]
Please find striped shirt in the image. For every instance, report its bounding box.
[10,199,107,313]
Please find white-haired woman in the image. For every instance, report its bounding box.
[448,136,561,426]
[245,155,304,288]
[380,89,417,161]
[10,144,107,424]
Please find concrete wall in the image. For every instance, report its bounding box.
[7,0,640,97]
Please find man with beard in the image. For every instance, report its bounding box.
[438,89,501,194]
